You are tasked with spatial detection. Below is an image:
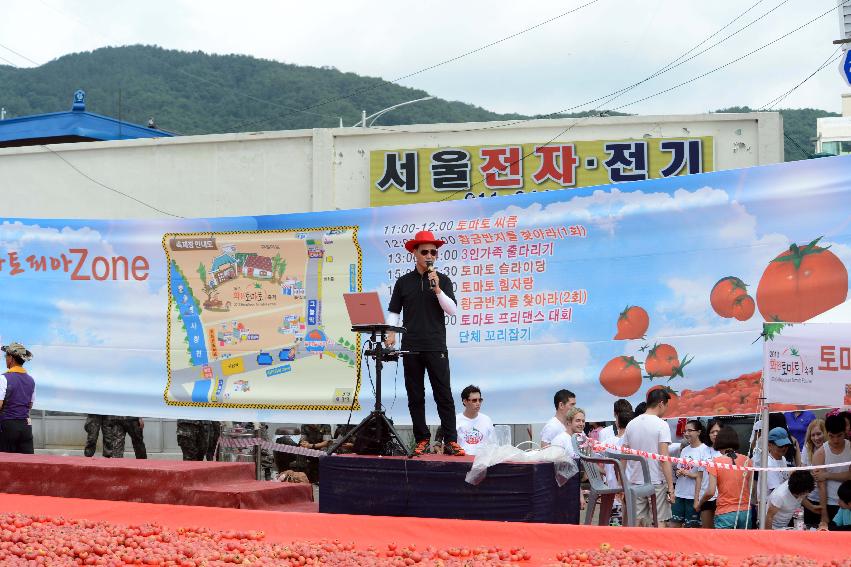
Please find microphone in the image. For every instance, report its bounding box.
[426,260,437,288]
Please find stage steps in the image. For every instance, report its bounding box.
[0,454,312,511]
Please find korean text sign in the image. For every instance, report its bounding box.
[370,137,714,207]
[763,322,851,407]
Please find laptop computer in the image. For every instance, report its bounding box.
[343,291,386,326]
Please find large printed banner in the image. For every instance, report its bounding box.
[370,137,714,207]
[764,323,851,407]
[3,155,849,423]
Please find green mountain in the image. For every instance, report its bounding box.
[0,45,835,162]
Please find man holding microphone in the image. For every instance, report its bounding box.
[385,230,465,457]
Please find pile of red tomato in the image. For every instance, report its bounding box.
[0,512,532,566]
[550,546,850,567]
[664,371,762,416]
[1,512,845,566]
[551,544,728,566]
[741,556,851,567]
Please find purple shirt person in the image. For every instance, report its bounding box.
[785,411,816,449]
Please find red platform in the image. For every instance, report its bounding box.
[0,493,849,567]
[0,454,313,511]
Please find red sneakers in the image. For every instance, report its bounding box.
[413,439,430,457]
[443,441,466,456]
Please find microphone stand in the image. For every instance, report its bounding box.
[326,324,414,457]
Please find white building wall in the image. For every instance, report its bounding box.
[0,113,782,220]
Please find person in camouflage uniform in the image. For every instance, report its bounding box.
[177,419,220,461]
[83,414,104,457]
[102,416,147,459]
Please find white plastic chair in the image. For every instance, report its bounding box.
[604,450,658,527]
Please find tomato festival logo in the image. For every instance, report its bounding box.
[767,345,815,385]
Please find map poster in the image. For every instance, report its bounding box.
[164,228,362,410]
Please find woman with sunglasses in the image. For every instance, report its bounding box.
[386,230,465,457]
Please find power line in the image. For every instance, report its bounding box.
[759,47,842,110]
[229,0,605,131]
[39,145,184,218]
[438,0,845,201]
[0,42,40,66]
[784,131,813,159]
[0,54,18,67]
[341,0,789,139]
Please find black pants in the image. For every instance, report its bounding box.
[403,350,457,443]
[104,418,147,459]
[0,419,34,454]
[804,500,838,528]
[83,414,104,457]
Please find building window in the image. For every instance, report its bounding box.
[821,141,851,155]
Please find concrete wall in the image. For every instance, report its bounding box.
[0,113,783,219]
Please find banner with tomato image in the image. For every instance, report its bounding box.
[2,155,850,423]
[763,322,851,408]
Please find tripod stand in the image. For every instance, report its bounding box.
[327,324,413,457]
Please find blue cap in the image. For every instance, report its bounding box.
[767,427,791,447]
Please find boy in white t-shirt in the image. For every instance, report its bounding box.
[766,471,816,530]
[540,389,575,447]
[455,385,495,456]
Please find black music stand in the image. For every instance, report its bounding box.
[326,324,413,457]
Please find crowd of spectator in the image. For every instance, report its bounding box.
[535,386,851,531]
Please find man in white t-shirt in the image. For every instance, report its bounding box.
[765,427,792,493]
[621,388,674,527]
[455,385,495,456]
[540,389,575,448]
[766,471,816,529]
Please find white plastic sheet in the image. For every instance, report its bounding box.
[465,444,578,486]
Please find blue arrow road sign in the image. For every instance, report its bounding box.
[841,50,851,87]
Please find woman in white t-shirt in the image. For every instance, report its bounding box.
[697,419,723,529]
[551,407,588,509]
[551,407,588,457]
[671,420,712,528]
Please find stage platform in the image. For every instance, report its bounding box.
[0,453,314,511]
[319,453,580,523]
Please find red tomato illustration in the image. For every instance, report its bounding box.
[756,237,848,322]
[731,294,755,321]
[613,306,649,340]
[710,276,748,318]
[644,343,680,378]
[599,356,643,397]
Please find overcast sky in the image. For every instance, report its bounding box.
[2,0,848,116]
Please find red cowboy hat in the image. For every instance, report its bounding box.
[404,230,446,253]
